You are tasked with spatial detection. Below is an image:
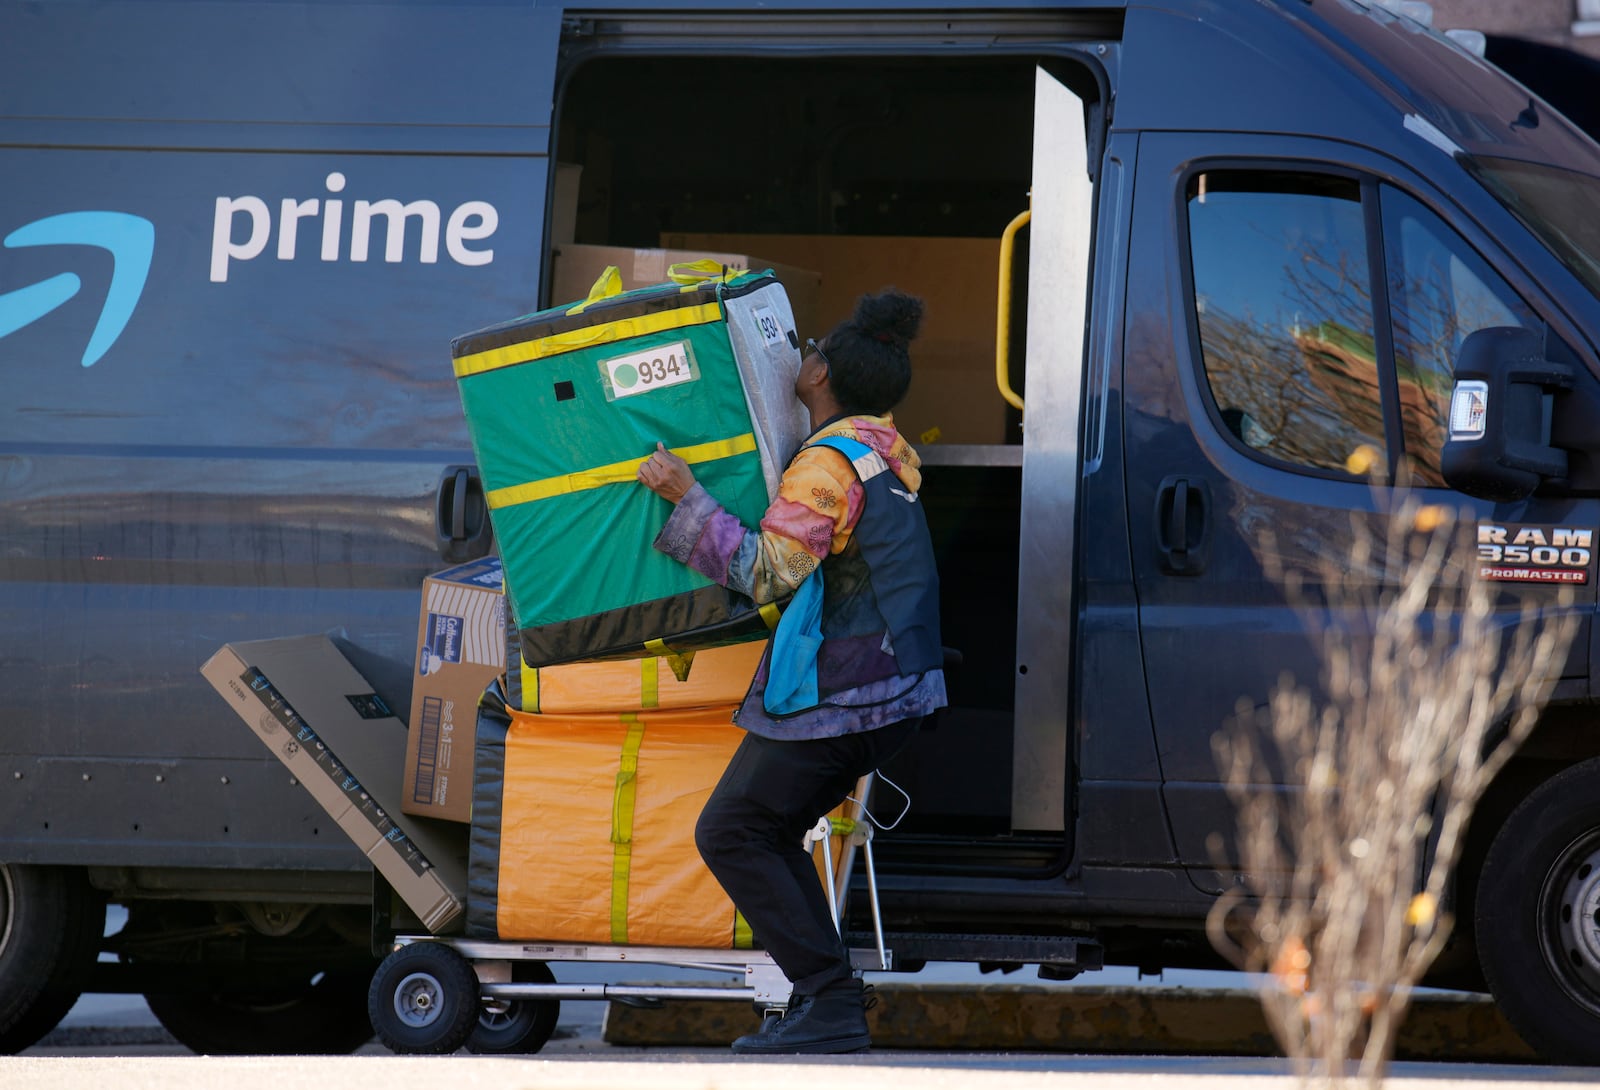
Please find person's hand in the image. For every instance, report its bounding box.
[637,442,696,504]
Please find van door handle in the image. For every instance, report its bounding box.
[435,465,493,563]
[1154,475,1210,575]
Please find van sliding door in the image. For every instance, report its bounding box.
[1011,68,1093,833]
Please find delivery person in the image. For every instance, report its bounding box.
[636,287,945,1054]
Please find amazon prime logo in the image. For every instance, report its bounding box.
[0,211,155,367]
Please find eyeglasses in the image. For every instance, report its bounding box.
[805,337,832,377]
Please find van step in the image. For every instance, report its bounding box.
[846,931,1103,971]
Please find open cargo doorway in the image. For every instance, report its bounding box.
[551,39,1100,863]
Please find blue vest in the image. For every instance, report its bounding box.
[764,436,942,715]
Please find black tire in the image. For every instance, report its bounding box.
[367,943,480,1055]
[145,969,375,1055]
[0,864,105,1054]
[1476,755,1600,1065]
[465,961,560,1054]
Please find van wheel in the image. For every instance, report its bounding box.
[1476,756,1600,1065]
[0,864,105,1054]
[367,943,480,1055]
[144,970,374,1055]
[466,962,560,1054]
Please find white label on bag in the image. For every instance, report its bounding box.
[602,341,697,399]
[751,304,788,348]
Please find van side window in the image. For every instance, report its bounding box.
[1379,186,1539,486]
[1186,171,1385,476]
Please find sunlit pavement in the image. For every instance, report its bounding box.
[20,910,1590,1083]
[5,1053,1600,1090]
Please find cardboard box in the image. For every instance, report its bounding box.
[403,557,507,823]
[550,242,821,346]
[200,635,468,933]
[661,233,1010,445]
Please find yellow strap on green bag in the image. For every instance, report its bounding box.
[561,265,625,316]
[487,432,756,510]
[667,258,746,285]
[454,298,725,378]
[588,265,624,301]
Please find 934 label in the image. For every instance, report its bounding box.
[752,305,788,348]
[601,341,698,400]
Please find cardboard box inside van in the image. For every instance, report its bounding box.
[661,233,1012,446]
[550,242,821,348]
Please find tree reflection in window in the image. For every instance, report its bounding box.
[1381,187,1536,485]
[1188,171,1384,476]
[1186,170,1538,485]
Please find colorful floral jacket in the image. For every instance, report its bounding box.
[653,413,946,740]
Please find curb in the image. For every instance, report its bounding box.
[34,1026,179,1049]
[601,983,1540,1062]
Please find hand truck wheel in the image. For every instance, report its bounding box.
[367,942,480,1055]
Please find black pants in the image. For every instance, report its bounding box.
[694,717,920,995]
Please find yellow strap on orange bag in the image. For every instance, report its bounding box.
[609,715,646,943]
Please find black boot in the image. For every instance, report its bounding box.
[731,978,871,1055]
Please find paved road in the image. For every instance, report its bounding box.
[19,909,1598,1089]
[8,1052,1600,1090]
[36,956,1168,1053]
[22,974,1600,1089]
[36,908,1223,1054]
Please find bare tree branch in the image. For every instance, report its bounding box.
[1207,483,1578,1088]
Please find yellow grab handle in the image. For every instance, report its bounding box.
[562,265,626,315]
[996,207,1030,412]
[668,258,748,285]
[587,265,624,302]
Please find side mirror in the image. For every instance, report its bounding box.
[1441,327,1573,502]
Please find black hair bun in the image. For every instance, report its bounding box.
[853,288,924,348]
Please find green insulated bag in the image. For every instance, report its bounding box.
[452,263,808,668]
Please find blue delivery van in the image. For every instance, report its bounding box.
[6,0,1600,1063]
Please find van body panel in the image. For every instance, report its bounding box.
[0,8,564,870]
[1072,132,1176,868]
[1294,0,1600,166]
[0,3,557,138]
[5,4,1600,1055]
[1122,129,1598,879]
[1113,5,1410,141]
[1113,4,1597,167]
